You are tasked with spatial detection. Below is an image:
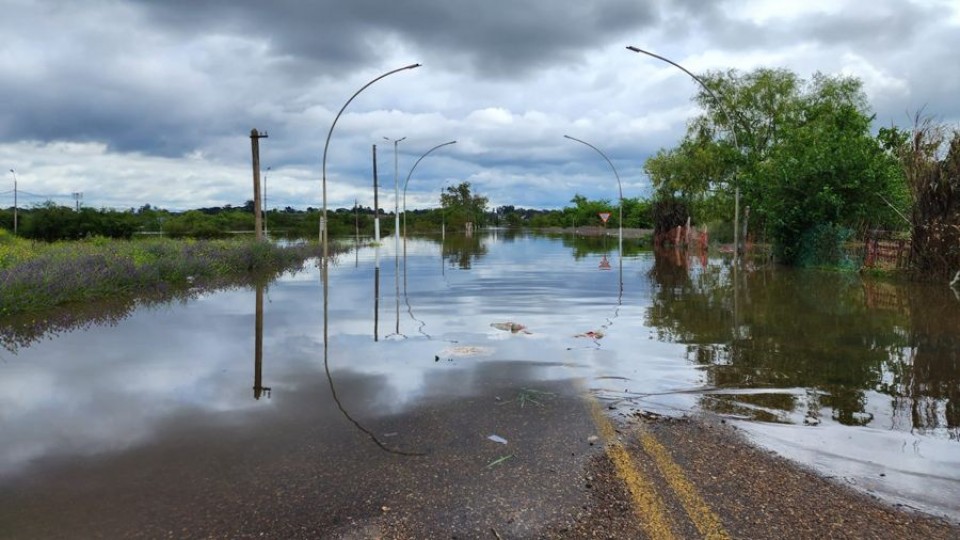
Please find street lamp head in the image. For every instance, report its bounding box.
[625,46,641,53]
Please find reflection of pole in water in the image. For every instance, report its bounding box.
[253,283,271,399]
[601,251,624,337]
[395,233,401,336]
[374,246,381,342]
[572,247,625,351]
[324,245,424,456]
[403,237,431,339]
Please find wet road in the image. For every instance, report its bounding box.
[0,365,601,538]
[2,233,960,537]
[2,367,957,539]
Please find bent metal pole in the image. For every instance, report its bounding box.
[320,63,421,254]
[563,135,624,256]
[625,46,742,263]
[402,140,457,237]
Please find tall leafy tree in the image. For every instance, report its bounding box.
[440,182,488,230]
[757,74,906,263]
[567,194,614,227]
[645,67,907,265]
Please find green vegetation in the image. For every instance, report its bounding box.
[502,195,653,230]
[0,233,320,317]
[440,181,489,230]
[645,68,908,265]
[2,66,954,276]
[0,181,651,243]
[0,201,368,241]
[882,116,960,281]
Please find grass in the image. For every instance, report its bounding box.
[0,233,332,352]
[0,233,322,317]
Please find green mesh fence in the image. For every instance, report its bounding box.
[795,223,856,269]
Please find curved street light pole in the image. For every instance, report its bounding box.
[625,46,742,262]
[402,140,457,238]
[320,63,421,253]
[563,135,624,256]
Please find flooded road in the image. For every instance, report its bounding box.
[1,232,958,536]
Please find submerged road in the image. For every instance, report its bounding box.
[1,364,957,539]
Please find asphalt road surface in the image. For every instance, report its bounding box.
[1,367,957,539]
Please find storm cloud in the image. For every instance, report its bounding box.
[1,0,957,211]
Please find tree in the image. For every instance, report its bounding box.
[440,182,488,230]
[621,197,653,229]
[566,194,614,228]
[162,211,226,239]
[18,202,138,241]
[645,67,908,265]
[757,74,907,263]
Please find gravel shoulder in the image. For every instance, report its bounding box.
[554,411,960,539]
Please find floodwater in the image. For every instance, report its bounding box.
[1,231,958,532]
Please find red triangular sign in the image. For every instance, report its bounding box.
[598,212,611,223]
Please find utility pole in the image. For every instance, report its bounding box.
[72,192,83,212]
[250,128,269,241]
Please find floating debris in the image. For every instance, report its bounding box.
[439,345,493,357]
[575,330,605,339]
[498,387,555,408]
[491,322,531,334]
[487,434,508,445]
[634,410,663,421]
[486,454,514,469]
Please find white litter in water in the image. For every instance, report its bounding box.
[487,434,508,445]
[440,345,494,357]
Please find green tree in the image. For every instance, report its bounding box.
[758,74,907,263]
[645,67,908,265]
[440,182,488,230]
[18,203,138,241]
[620,197,653,229]
[568,194,614,228]
[162,211,226,238]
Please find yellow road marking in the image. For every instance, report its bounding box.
[640,432,731,540]
[586,398,678,540]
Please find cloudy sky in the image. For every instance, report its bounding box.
[1,0,958,212]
